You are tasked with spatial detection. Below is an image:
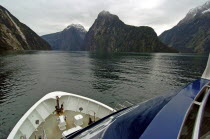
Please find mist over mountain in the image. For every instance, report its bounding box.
[42,24,87,51]
[159,1,210,53]
[0,5,51,51]
[83,11,177,53]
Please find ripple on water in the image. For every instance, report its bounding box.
[0,51,208,138]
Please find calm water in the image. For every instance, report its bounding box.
[0,51,208,138]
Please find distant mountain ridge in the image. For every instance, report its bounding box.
[83,11,177,53]
[42,24,87,51]
[159,1,210,53]
[0,5,51,51]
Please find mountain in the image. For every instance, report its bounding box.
[83,11,177,53]
[0,5,51,51]
[159,1,210,53]
[42,24,87,51]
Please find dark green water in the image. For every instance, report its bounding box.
[0,51,208,138]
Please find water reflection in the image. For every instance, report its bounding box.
[0,71,13,104]
[89,53,208,105]
[0,56,23,104]
[90,53,122,92]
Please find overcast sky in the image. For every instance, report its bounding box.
[1,0,208,35]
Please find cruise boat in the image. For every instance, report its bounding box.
[8,92,115,139]
[8,54,210,139]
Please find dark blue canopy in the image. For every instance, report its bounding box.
[67,78,209,139]
[140,78,209,139]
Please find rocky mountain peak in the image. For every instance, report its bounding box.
[178,1,210,25]
[97,10,120,20]
[94,10,123,27]
[64,24,87,33]
[98,10,111,16]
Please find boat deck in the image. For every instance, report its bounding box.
[29,110,99,139]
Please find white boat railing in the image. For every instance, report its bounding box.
[114,101,133,111]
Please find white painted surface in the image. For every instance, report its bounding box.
[74,114,83,126]
[75,114,83,120]
[202,54,210,80]
[62,126,82,137]
[8,91,115,139]
[58,115,67,131]
[59,115,65,124]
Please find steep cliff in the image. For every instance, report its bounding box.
[159,1,210,53]
[0,5,51,51]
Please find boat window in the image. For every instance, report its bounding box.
[195,87,209,102]
[199,94,210,139]
[179,104,199,139]
[179,84,210,139]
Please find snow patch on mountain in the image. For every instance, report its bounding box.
[202,8,210,14]
[188,1,210,15]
